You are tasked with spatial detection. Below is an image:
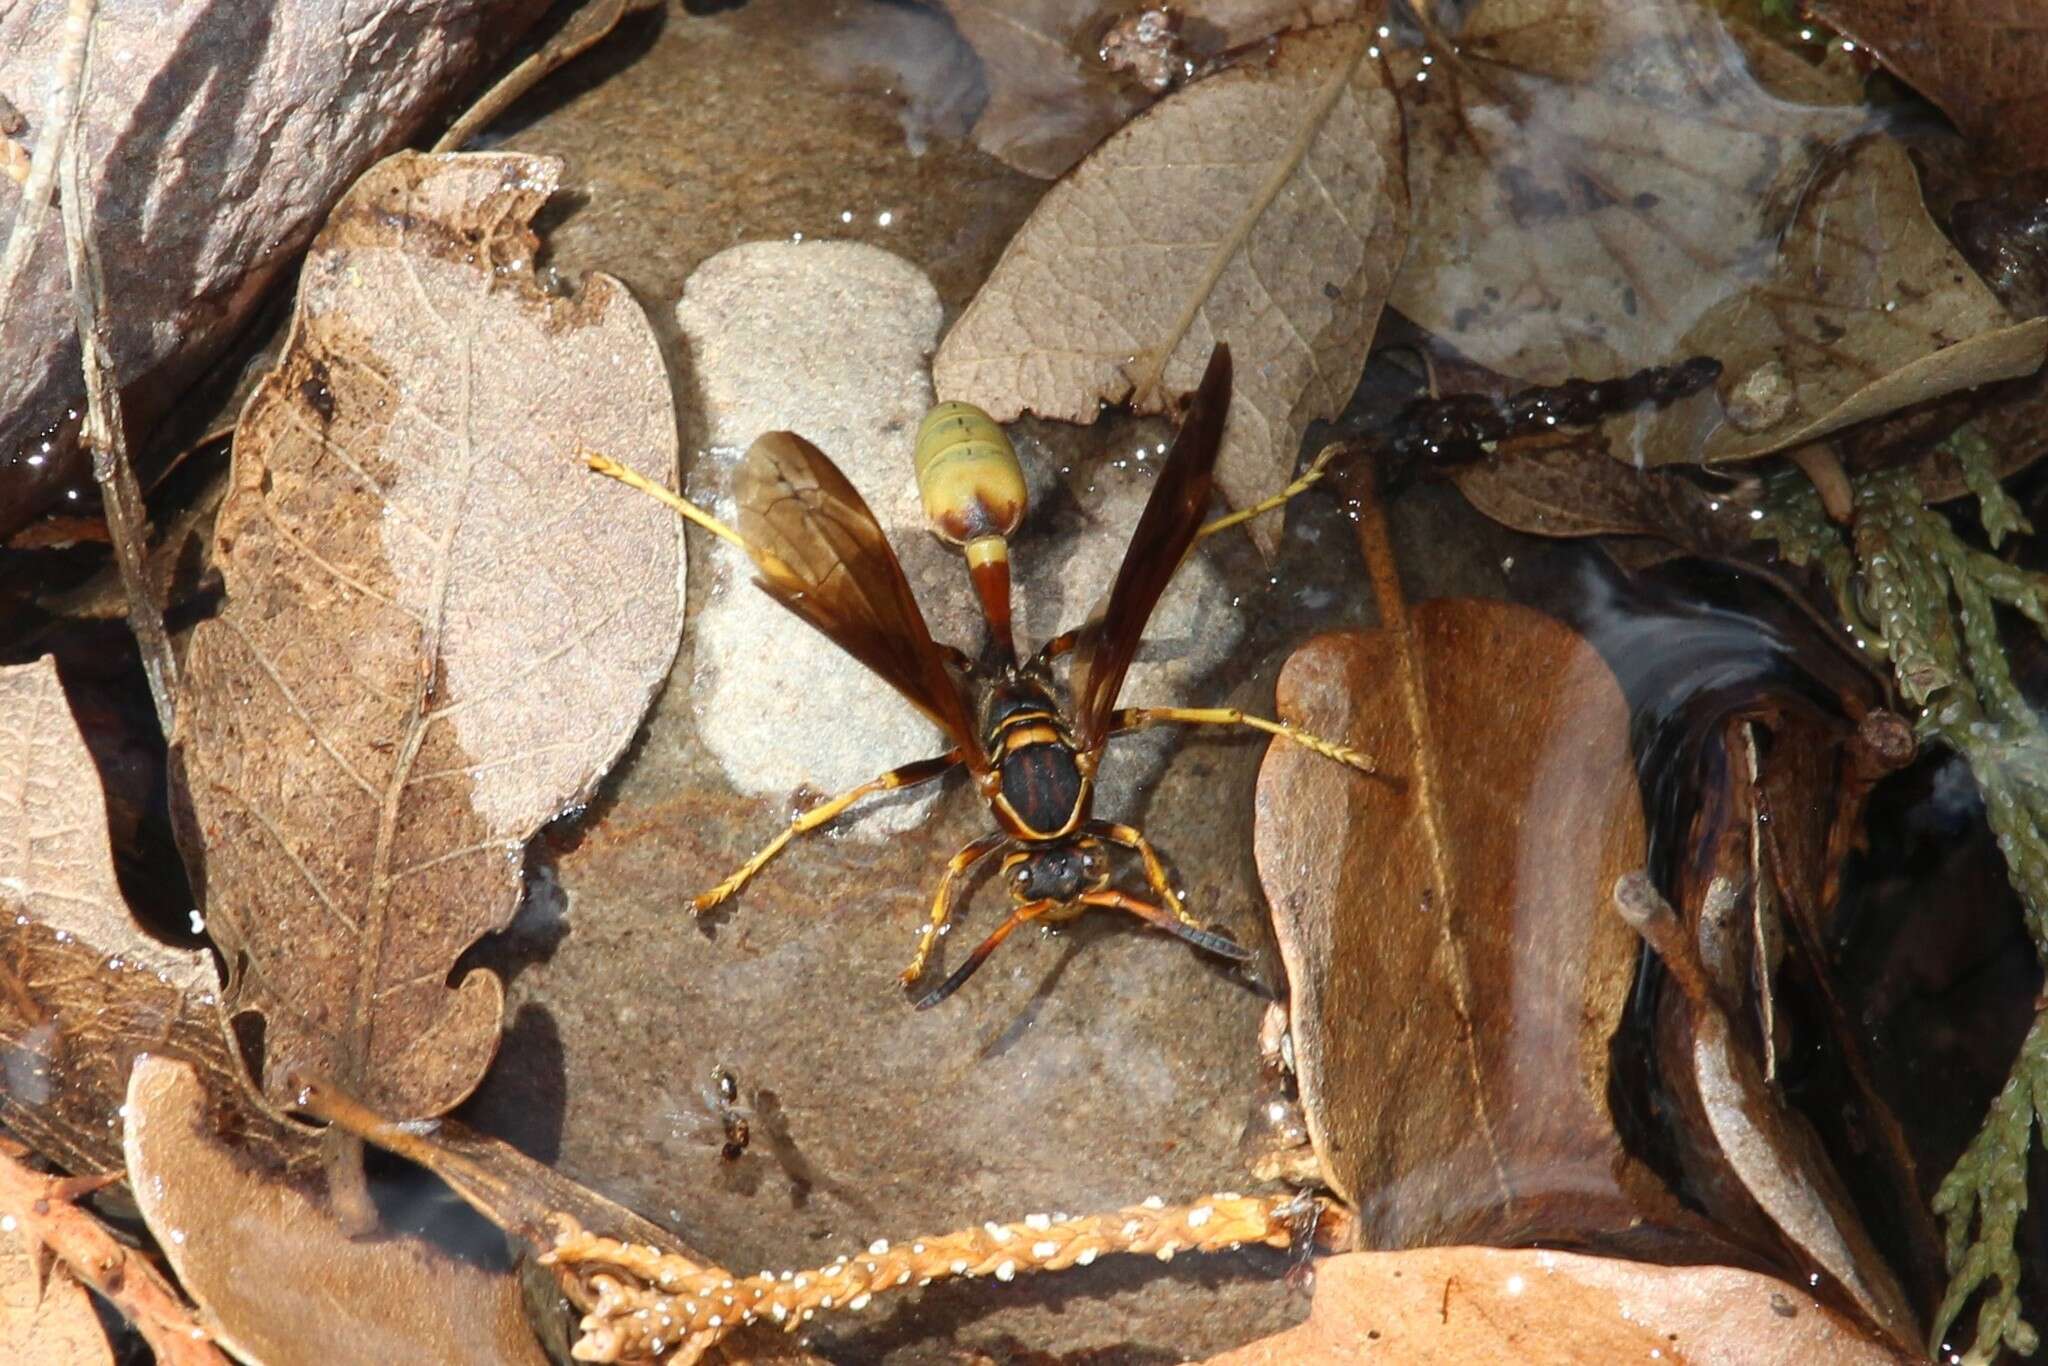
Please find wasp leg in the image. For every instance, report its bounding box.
[1194,444,1342,542]
[1110,706,1386,777]
[913,898,1057,1009]
[1031,628,1080,667]
[694,752,964,912]
[1084,819,1201,931]
[902,831,1009,984]
[1079,888,1253,962]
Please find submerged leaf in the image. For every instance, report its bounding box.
[1253,611,1697,1249]
[178,151,685,1119]
[1202,1246,1907,1363]
[934,22,1409,554]
[0,658,298,1177]
[1451,432,1756,550]
[123,1057,547,1366]
[1388,0,2046,467]
[942,0,1365,178]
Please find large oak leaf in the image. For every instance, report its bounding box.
[933,22,1409,555]
[179,151,685,1119]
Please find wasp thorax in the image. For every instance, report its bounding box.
[914,401,1028,545]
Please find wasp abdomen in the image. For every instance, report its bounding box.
[914,402,1028,545]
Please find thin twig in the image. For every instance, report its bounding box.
[1789,441,1855,524]
[0,0,94,326]
[56,8,179,736]
[432,0,661,153]
[0,1142,228,1366]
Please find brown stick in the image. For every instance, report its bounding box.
[55,9,179,736]
[1789,442,1855,525]
[433,0,662,152]
[0,1143,228,1365]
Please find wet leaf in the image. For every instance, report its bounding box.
[1202,1246,1908,1363]
[941,0,1363,179]
[1387,0,2048,467]
[178,151,685,1119]
[1811,1,2048,174]
[934,22,1409,555]
[1619,716,1924,1350]
[0,1236,112,1366]
[0,657,299,1178]
[1253,611,1702,1249]
[1451,432,1756,551]
[123,1056,547,1366]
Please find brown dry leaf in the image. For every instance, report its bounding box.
[942,1,1363,179]
[1202,1246,1908,1364]
[933,22,1409,555]
[1451,433,1756,551]
[178,151,685,1120]
[1812,1,2048,174]
[0,1235,112,1366]
[124,1056,548,1366]
[1252,611,1696,1248]
[0,657,300,1178]
[1388,0,2048,467]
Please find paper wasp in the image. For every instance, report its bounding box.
[588,344,1374,1006]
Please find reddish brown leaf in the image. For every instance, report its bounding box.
[123,1057,547,1366]
[1812,1,2048,174]
[1253,611,1701,1250]
[178,151,685,1120]
[1203,1246,1909,1363]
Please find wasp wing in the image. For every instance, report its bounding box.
[737,431,988,773]
[1068,344,1233,752]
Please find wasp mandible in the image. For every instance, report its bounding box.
[589,345,1375,1006]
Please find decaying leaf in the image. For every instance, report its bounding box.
[1387,0,2047,468]
[1614,870,1921,1351]
[942,0,1363,179]
[1450,432,1757,551]
[1202,1246,1908,1364]
[934,22,1409,554]
[123,1056,548,1366]
[0,657,298,1177]
[1252,610,1699,1249]
[1811,0,2048,174]
[0,1235,112,1366]
[178,151,685,1119]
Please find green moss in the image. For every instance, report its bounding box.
[1759,445,2048,1360]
